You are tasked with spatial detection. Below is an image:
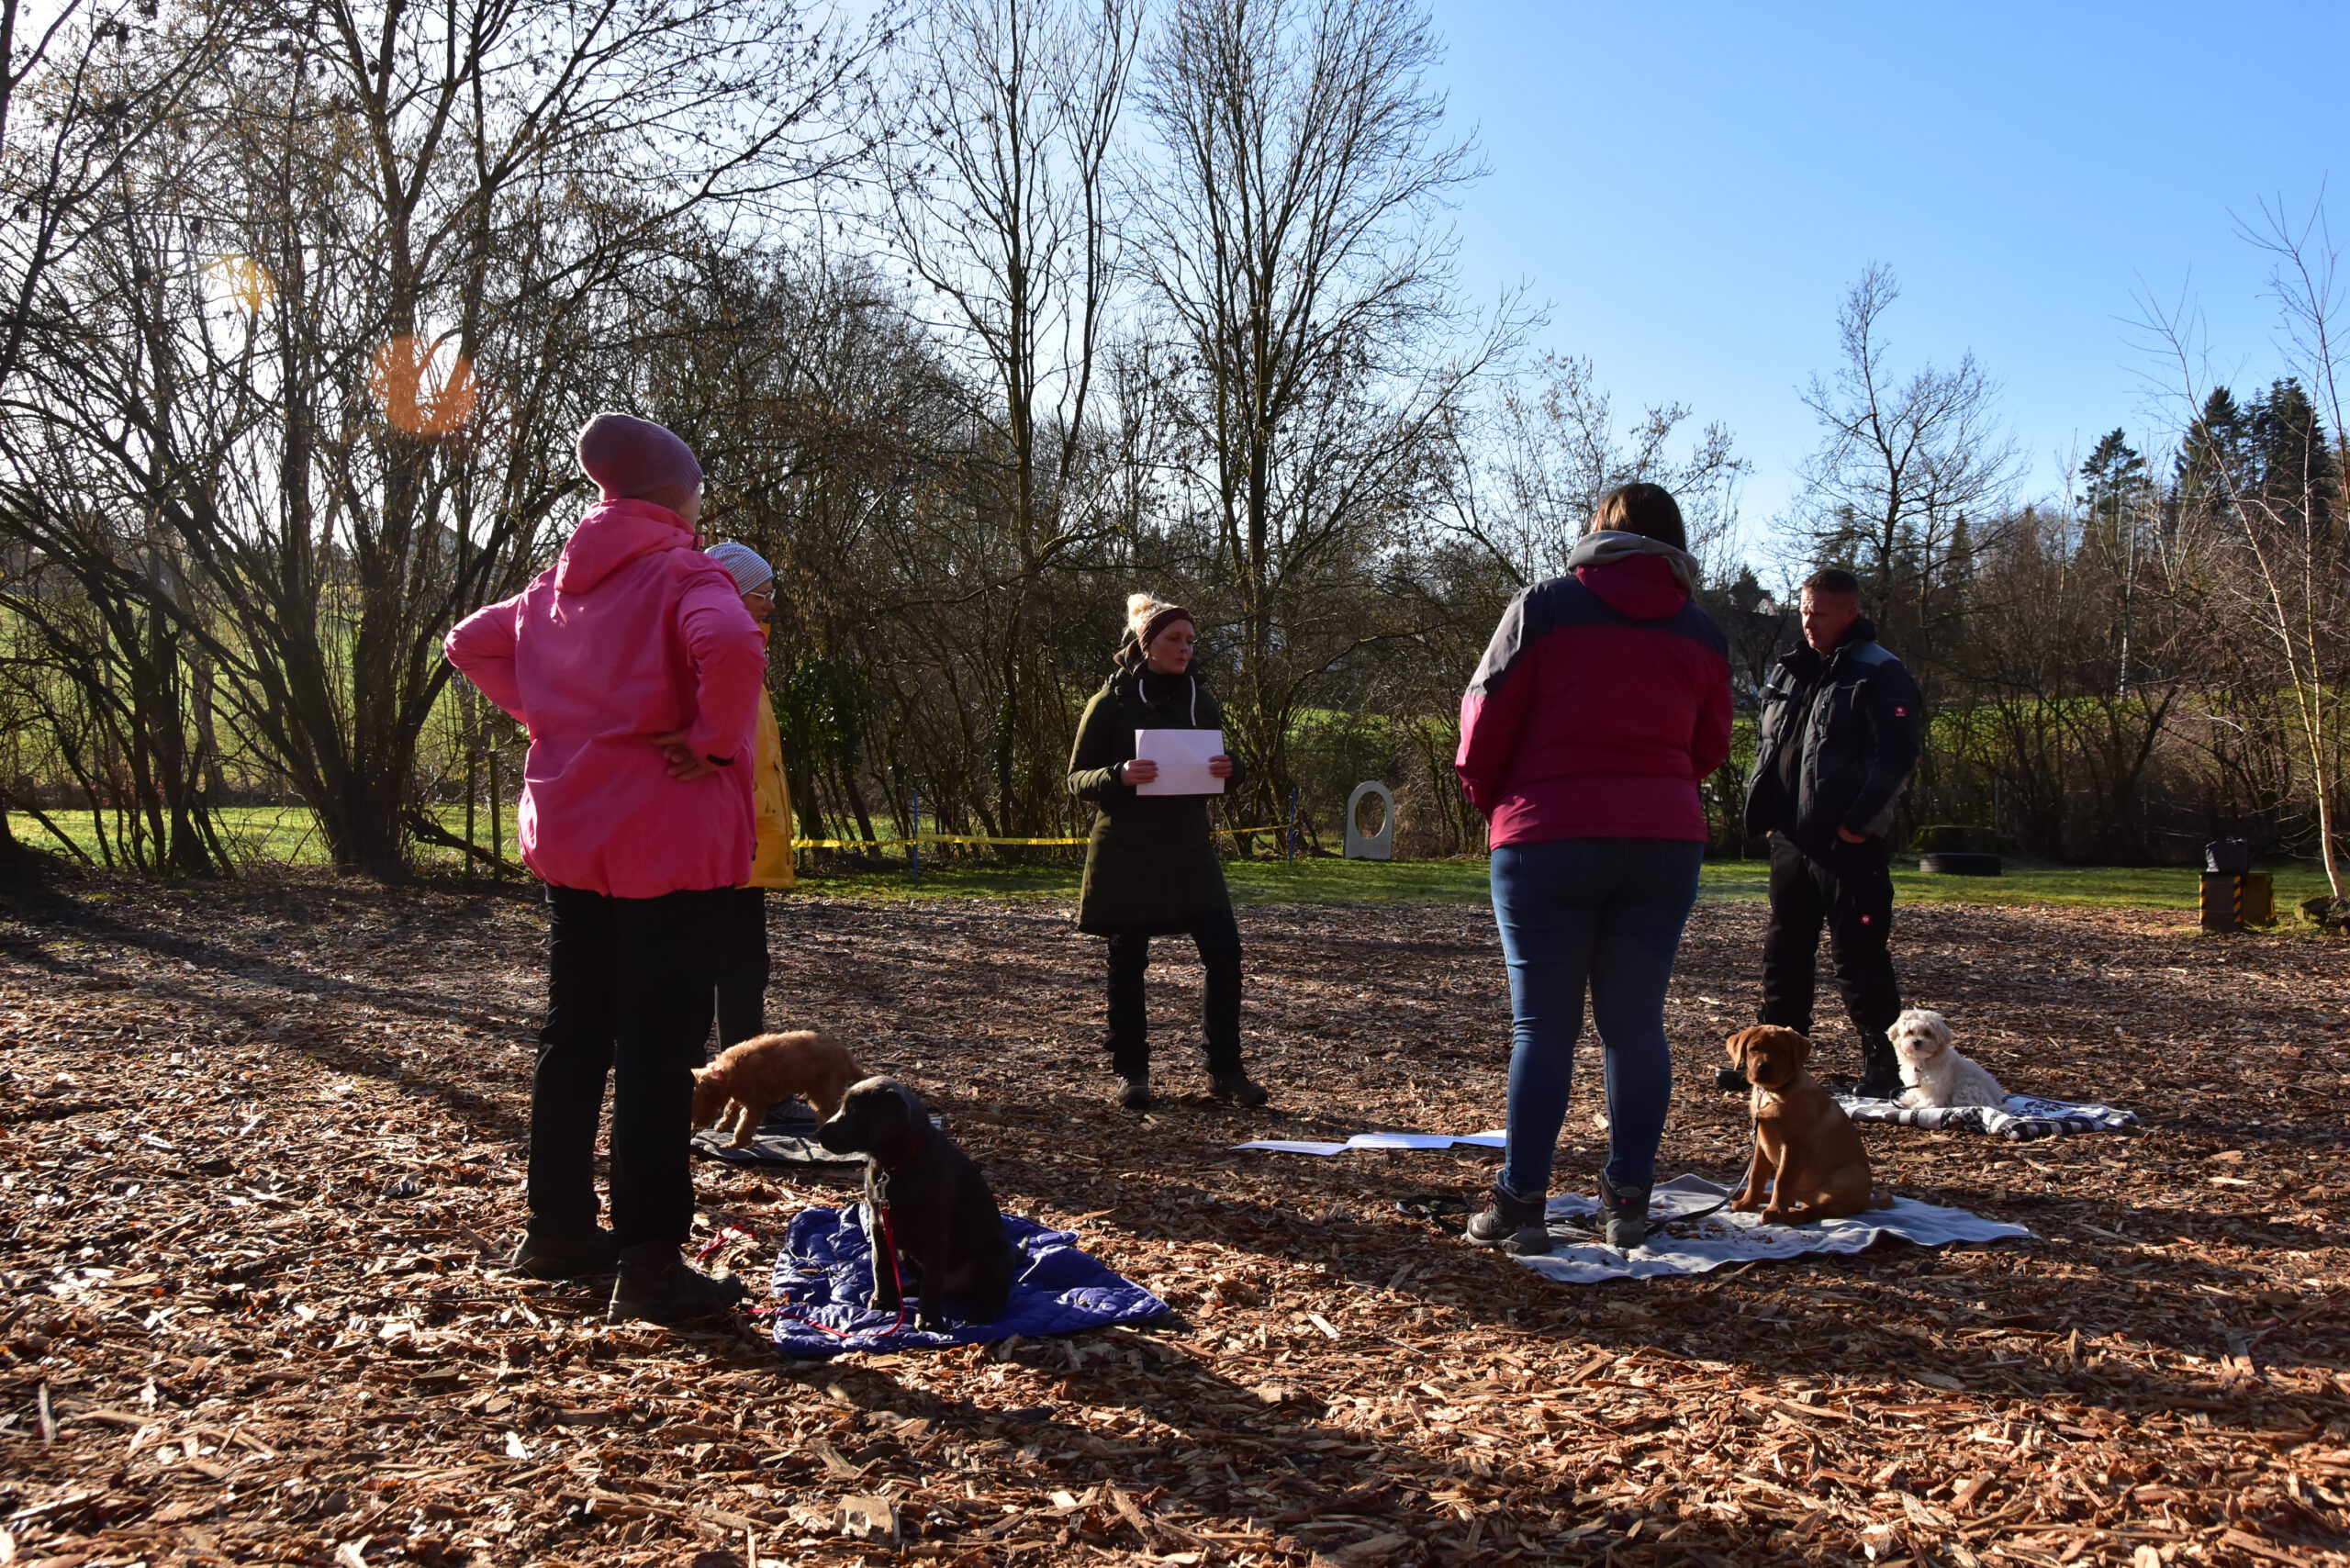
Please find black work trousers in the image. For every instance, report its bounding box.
[1103,906,1244,1078]
[1759,833,1902,1042]
[712,886,769,1052]
[532,884,733,1249]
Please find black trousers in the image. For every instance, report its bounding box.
[532,884,733,1249]
[712,886,769,1052]
[1103,906,1243,1077]
[1760,833,1902,1041]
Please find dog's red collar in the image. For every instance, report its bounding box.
[875,1127,928,1173]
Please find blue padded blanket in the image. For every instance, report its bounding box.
[767,1204,1168,1357]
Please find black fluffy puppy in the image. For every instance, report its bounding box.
[813,1076,1020,1329]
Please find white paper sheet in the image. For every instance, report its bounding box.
[1231,1127,1510,1155]
[1135,728,1225,795]
[1231,1138,1352,1156]
[1345,1132,1461,1150]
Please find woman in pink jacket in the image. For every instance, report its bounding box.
[446,413,766,1325]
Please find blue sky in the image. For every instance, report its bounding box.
[1429,2,2349,567]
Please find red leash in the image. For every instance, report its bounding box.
[773,1190,911,1343]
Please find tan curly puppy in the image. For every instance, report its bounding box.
[690,1031,864,1147]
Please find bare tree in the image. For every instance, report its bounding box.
[2138,200,2350,897]
[874,0,1139,837]
[0,0,884,879]
[1794,263,2019,649]
[1132,0,1519,822]
[1441,353,1748,590]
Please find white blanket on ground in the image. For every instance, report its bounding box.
[1834,1092,2138,1142]
[1515,1174,2032,1284]
[1235,1130,1507,1157]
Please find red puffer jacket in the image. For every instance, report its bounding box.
[1456,553,1733,846]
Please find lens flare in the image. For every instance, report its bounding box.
[203,254,274,315]
[369,333,477,436]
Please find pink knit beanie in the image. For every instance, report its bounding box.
[576,412,702,517]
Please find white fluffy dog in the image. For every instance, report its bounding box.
[1890,1008,2008,1109]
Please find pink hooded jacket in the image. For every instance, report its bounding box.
[445,498,767,898]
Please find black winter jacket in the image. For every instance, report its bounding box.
[1742,619,1924,848]
[1066,669,1241,935]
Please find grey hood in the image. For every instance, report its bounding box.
[1566,529,1701,591]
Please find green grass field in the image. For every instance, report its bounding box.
[12,807,2333,918]
[801,848,2336,916]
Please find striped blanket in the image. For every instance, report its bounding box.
[1836,1092,2138,1141]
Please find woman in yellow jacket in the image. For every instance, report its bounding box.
[704,543,793,1048]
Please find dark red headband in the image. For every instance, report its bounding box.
[1140,604,1193,648]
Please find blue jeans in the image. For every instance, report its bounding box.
[1489,837,1704,1199]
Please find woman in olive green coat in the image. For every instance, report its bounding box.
[1067,594,1269,1112]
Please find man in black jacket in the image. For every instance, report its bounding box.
[1730,568,1924,1100]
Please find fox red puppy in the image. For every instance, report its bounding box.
[1726,1025,1892,1225]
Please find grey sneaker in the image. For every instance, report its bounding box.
[1596,1172,1651,1251]
[1463,1182,1550,1254]
[1116,1073,1152,1111]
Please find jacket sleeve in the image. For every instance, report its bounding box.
[1203,689,1247,792]
[444,595,526,722]
[1067,688,1131,803]
[1454,590,1537,817]
[1843,657,1926,835]
[1690,664,1734,781]
[677,574,768,762]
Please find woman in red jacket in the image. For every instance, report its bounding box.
[1453,484,1732,1255]
[446,413,766,1324]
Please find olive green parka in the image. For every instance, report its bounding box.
[1066,668,1242,935]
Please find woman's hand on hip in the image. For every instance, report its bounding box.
[651,730,719,781]
[1207,755,1235,778]
[1121,757,1158,786]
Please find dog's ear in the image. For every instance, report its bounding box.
[1726,1029,1751,1068]
[1785,1030,1812,1069]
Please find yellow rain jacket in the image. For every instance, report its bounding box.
[745,665,795,890]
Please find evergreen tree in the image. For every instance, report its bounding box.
[2247,377,2340,538]
[2080,429,2148,541]
[2177,387,2250,512]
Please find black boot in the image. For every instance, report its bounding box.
[509,1224,619,1280]
[1115,1071,1152,1111]
[1209,1070,1270,1108]
[1596,1172,1650,1251]
[1854,1030,1902,1101]
[608,1243,746,1326]
[1464,1182,1551,1255]
[1715,1065,1748,1092]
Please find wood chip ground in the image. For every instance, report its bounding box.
[2,873,2345,1566]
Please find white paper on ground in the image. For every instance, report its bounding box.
[1511,1174,2032,1283]
[1134,728,1225,795]
[1345,1132,1460,1150]
[1232,1127,1510,1155]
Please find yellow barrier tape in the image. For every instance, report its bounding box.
[791,823,1293,851]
